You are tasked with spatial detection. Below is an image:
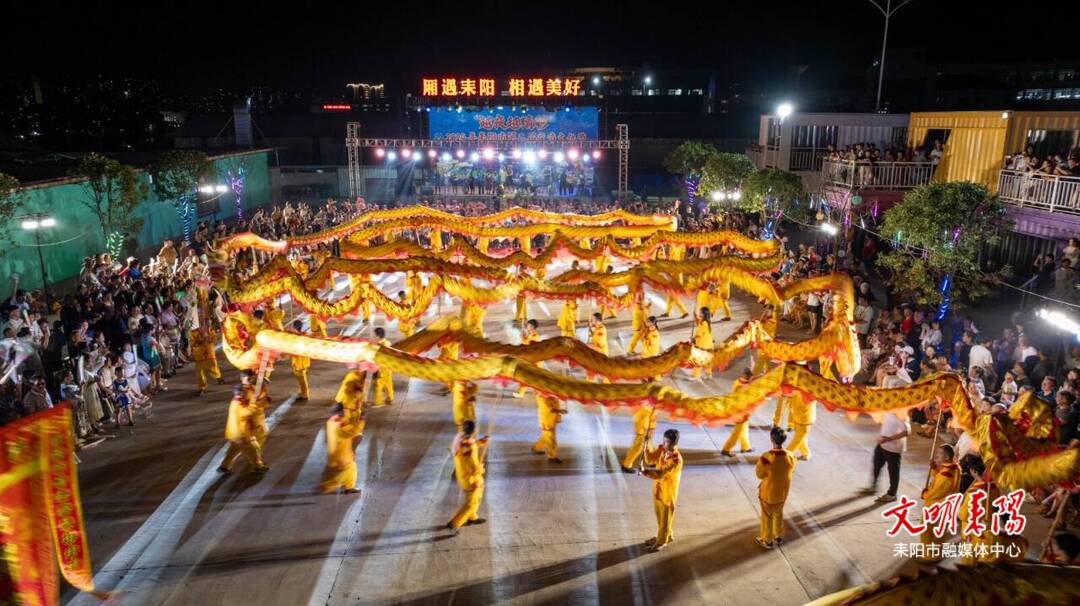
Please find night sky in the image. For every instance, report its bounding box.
[6,1,1078,93]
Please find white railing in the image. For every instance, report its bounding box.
[821,160,935,190]
[998,169,1080,215]
[789,148,827,172]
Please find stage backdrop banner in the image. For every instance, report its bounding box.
[429,107,599,145]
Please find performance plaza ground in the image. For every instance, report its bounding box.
[61,270,1050,606]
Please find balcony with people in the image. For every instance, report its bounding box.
[998,146,1080,215]
[820,143,936,191]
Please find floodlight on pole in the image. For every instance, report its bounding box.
[18,212,56,310]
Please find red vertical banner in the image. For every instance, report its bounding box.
[0,406,102,606]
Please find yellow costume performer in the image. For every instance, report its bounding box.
[190,328,224,394]
[451,381,477,431]
[722,371,754,455]
[621,405,657,471]
[448,424,488,531]
[532,392,565,462]
[957,473,1002,564]
[374,332,394,406]
[289,323,311,400]
[788,396,816,460]
[319,408,365,494]
[461,302,486,338]
[219,384,269,473]
[515,322,541,397]
[557,300,578,338]
[335,369,368,413]
[755,437,795,547]
[691,311,713,379]
[642,431,683,551]
[587,317,610,382]
[920,455,961,550]
[626,296,650,354]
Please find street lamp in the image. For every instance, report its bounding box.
[865,0,914,111]
[773,102,794,169]
[18,212,56,310]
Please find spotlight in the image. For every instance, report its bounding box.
[482,148,495,160]
[582,154,590,163]
[456,149,466,159]
[592,150,601,159]
[554,151,565,163]
[427,149,437,158]
[523,149,537,164]
[730,190,742,201]
[375,148,385,158]
[567,148,579,160]
[40,217,56,227]
[412,153,421,162]
[456,105,463,113]
[470,151,480,162]
[592,75,601,85]
[820,222,838,236]
[497,153,505,162]
[711,191,724,202]
[401,149,412,159]
[512,149,522,159]
[538,149,548,160]
[441,152,452,161]
[1038,308,1080,335]
[21,220,40,230]
[387,151,397,161]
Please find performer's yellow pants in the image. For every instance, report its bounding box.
[515,297,527,322]
[654,500,675,547]
[222,437,264,470]
[716,297,732,319]
[664,296,688,316]
[293,368,309,400]
[449,485,485,529]
[533,427,558,459]
[722,420,750,452]
[790,423,812,458]
[319,462,357,493]
[759,500,785,542]
[195,359,221,391]
[772,398,790,428]
[627,330,644,354]
[622,432,648,469]
[374,373,394,406]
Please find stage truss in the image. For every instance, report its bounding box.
[345,121,630,198]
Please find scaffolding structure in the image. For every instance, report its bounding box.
[616,123,629,196]
[346,121,361,198]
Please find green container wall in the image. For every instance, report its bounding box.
[2,150,270,295]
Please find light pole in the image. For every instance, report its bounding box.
[19,212,56,311]
[774,102,793,170]
[866,0,913,111]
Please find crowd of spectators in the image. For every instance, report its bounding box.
[1004,145,1080,178]
[823,140,943,165]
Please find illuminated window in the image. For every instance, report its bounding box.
[690,89,704,95]
[667,89,682,96]
[1017,88,1052,100]
[1054,88,1080,99]
[631,89,643,96]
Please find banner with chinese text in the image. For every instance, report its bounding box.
[0,405,99,606]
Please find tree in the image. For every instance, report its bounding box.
[0,172,27,258]
[740,168,809,223]
[699,153,754,208]
[662,141,720,207]
[875,181,1011,309]
[151,150,213,243]
[71,153,148,256]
